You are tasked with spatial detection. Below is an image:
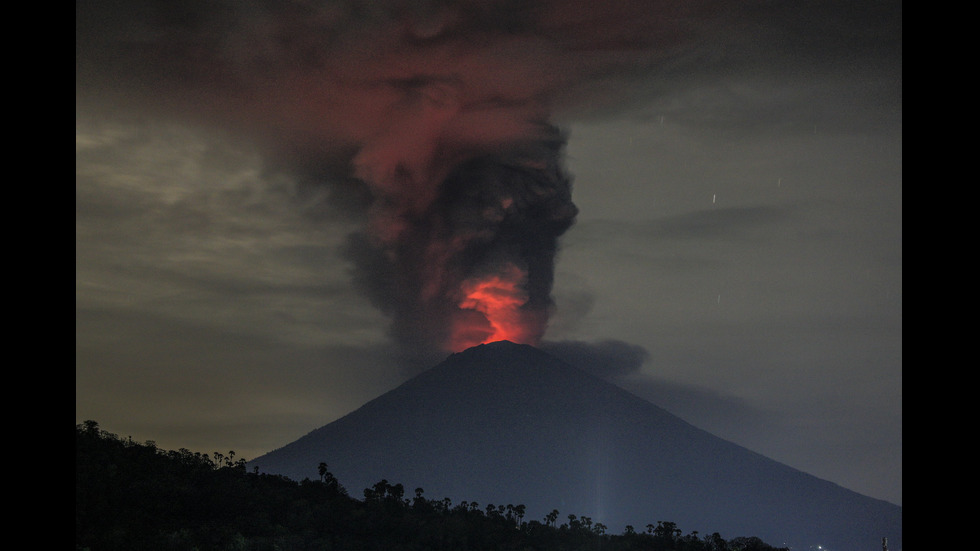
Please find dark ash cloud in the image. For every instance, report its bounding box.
[77,0,744,363]
[541,338,650,379]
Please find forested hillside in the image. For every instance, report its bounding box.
[76,421,790,551]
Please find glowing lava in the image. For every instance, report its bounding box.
[448,263,543,351]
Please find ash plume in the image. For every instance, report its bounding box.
[346,129,577,365]
[76,0,732,366]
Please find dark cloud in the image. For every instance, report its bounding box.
[75,1,900,365]
[77,0,901,154]
[77,0,739,363]
[343,132,578,366]
[77,0,715,144]
[540,339,650,379]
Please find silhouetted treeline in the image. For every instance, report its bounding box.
[76,421,789,551]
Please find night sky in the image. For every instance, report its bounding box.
[76,0,902,506]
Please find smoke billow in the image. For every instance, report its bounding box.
[76,0,721,366]
[346,127,577,364]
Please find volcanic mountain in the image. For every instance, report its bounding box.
[249,341,901,550]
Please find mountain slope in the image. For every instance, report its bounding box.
[249,341,901,551]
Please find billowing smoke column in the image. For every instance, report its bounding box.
[346,123,577,362]
[76,0,717,365]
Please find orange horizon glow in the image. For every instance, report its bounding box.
[448,263,542,352]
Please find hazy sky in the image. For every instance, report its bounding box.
[76,0,902,506]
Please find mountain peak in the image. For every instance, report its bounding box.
[250,341,901,551]
[444,339,551,365]
[460,339,523,349]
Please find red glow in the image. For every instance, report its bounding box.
[448,264,542,351]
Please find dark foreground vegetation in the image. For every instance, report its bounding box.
[77,421,789,551]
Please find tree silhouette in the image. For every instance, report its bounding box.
[76,421,792,551]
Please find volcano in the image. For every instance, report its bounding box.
[248,341,901,550]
